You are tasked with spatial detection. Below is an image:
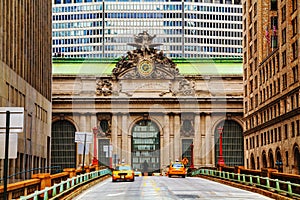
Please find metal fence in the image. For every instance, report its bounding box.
[192,169,300,199]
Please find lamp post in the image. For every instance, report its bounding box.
[190,142,194,169]
[217,127,225,165]
[275,160,283,172]
[92,127,98,166]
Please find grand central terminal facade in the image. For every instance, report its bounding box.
[51,33,244,173]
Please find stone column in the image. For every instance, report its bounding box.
[169,114,174,161]
[200,114,205,165]
[163,114,170,166]
[117,114,122,164]
[205,113,212,166]
[174,114,181,160]
[194,113,201,167]
[111,114,118,167]
[121,114,128,163]
[90,114,98,164]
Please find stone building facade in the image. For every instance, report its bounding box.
[0,1,52,179]
[243,0,300,174]
[52,33,244,173]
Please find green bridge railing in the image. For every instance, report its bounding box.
[191,169,300,199]
[19,168,111,200]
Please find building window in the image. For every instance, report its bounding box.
[54,0,62,4]
[270,0,277,10]
[63,0,72,3]
[282,51,286,67]
[278,127,281,141]
[282,73,287,89]
[292,17,298,37]
[293,65,299,83]
[292,122,295,137]
[281,5,286,22]
[282,28,286,45]
[292,41,298,60]
[292,0,297,13]
[284,124,288,139]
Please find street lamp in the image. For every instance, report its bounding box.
[92,127,98,166]
[275,160,283,172]
[217,127,225,165]
[190,142,194,169]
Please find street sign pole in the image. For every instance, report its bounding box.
[82,133,87,171]
[3,111,10,200]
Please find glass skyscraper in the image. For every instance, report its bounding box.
[52,0,242,59]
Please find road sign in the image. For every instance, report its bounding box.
[0,107,24,132]
[0,133,18,159]
[75,132,93,143]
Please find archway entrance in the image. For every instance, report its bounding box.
[131,120,160,174]
[214,120,244,166]
[51,120,76,170]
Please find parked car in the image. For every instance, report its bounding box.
[112,164,135,182]
[167,161,187,178]
[134,169,142,177]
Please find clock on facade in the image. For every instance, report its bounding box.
[137,59,154,77]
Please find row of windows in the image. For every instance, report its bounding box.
[245,91,300,130]
[53,1,241,12]
[246,119,300,150]
[53,20,241,30]
[53,44,242,53]
[52,36,242,47]
[53,12,242,21]
[53,51,240,58]
[52,4,102,13]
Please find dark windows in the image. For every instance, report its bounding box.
[281,5,286,22]
[282,73,287,89]
[270,0,277,10]
[282,51,286,67]
[293,65,299,83]
[63,0,72,3]
[74,0,83,2]
[282,28,286,45]
[292,41,298,60]
[292,17,298,37]
[54,0,62,4]
[292,0,297,13]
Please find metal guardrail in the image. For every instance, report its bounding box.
[191,169,300,199]
[19,168,111,200]
[0,166,62,183]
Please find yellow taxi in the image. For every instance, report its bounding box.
[112,164,135,182]
[167,161,187,178]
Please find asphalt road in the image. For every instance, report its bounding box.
[73,176,274,200]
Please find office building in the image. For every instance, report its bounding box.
[243,0,300,174]
[52,0,242,59]
[0,1,52,180]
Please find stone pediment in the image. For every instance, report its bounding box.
[113,50,179,80]
[108,31,194,97]
[112,31,179,80]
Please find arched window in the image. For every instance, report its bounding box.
[250,153,255,170]
[262,151,268,168]
[51,120,76,170]
[131,120,160,174]
[214,120,244,166]
[268,149,275,168]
